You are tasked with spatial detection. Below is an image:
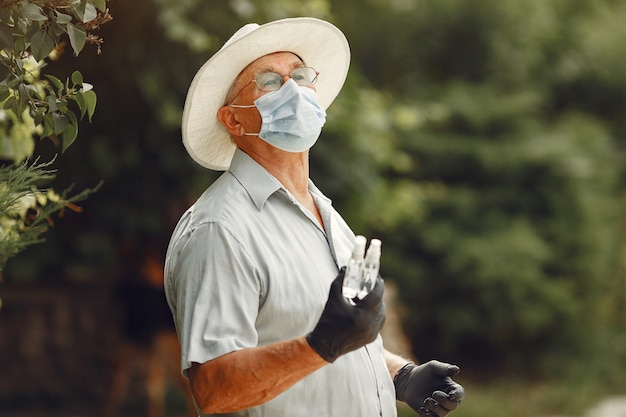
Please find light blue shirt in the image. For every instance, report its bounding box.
[164,148,397,417]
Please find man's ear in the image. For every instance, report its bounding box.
[217,105,244,137]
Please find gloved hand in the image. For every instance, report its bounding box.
[306,267,386,362]
[394,360,465,417]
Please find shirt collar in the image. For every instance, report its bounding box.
[228,148,282,211]
[228,148,332,214]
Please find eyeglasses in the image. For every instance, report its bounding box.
[228,67,319,103]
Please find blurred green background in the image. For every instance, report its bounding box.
[1,0,625,416]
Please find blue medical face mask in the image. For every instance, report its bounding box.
[230,79,326,153]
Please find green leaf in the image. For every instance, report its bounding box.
[0,85,9,102]
[72,0,98,23]
[52,112,69,134]
[68,110,78,127]
[0,23,13,49]
[19,3,48,22]
[30,29,55,61]
[90,0,107,12]
[52,11,73,25]
[49,22,66,37]
[57,98,69,113]
[61,111,79,151]
[71,71,84,86]
[24,18,40,38]
[71,1,86,22]
[83,89,97,122]
[16,83,28,111]
[24,83,40,100]
[3,96,16,111]
[83,3,98,22]
[75,91,86,118]
[42,113,54,137]
[31,108,44,126]
[0,8,11,24]
[12,36,25,56]
[61,122,78,151]
[16,16,28,35]
[45,74,64,90]
[66,23,86,55]
[47,96,59,112]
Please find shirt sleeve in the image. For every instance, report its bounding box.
[166,221,262,375]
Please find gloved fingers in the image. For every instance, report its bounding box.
[432,391,461,411]
[447,385,465,402]
[353,275,384,307]
[417,406,437,417]
[423,397,452,417]
[429,360,460,377]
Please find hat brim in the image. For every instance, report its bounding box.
[182,17,351,170]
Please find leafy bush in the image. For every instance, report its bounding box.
[0,0,110,271]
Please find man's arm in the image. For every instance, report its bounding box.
[385,349,411,379]
[189,271,386,414]
[189,337,327,414]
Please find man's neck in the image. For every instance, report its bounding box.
[242,146,311,198]
[244,147,324,228]
[270,159,310,199]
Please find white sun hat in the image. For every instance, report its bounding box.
[181,17,351,170]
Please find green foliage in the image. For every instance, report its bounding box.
[0,158,100,270]
[330,0,625,375]
[0,0,108,154]
[391,114,619,371]
[0,0,109,270]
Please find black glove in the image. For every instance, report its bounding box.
[306,267,386,362]
[394,360,465,417]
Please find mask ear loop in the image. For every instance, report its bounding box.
[229,104,256,108]
[227,104,260,136]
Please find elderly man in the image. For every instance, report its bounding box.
[164,17,464,417]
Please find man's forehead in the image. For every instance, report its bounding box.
[243,51,304,73]
[227,51,305,96]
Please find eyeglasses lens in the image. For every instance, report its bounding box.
[255,67,318,92]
